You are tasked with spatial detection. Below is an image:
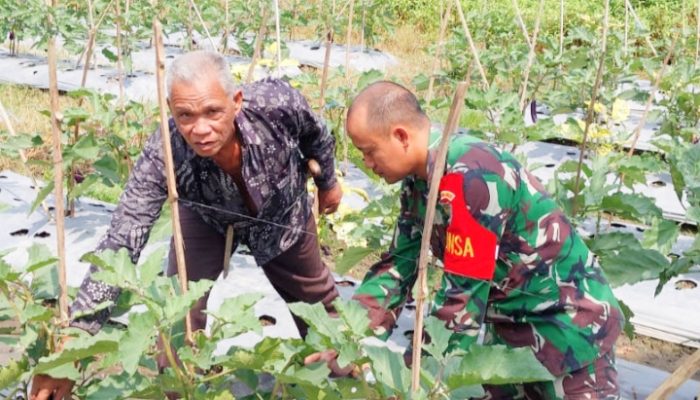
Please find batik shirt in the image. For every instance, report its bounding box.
[353,132,624,376]
[71,78,337,334]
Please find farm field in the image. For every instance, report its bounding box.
[1,0,700,398]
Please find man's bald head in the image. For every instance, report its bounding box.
[347,81,429,135]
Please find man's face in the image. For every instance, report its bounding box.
[168,76,241,158]
[346,110,414,184]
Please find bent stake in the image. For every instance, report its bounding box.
[411,81,469,393]
[152,15,193,343]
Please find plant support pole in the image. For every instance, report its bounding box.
[512,0,532,50]
[411,81,469,393]
[427,0,453,105]
[518,0,544,113]
[188,0,218,51]
[455,0,489,89]
[246,7,269,83]
[153,15,193,343]
[274,0,282,77]
[647,349,700,399]
[47,0,69,326]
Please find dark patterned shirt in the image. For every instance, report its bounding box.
[70,78,337,334]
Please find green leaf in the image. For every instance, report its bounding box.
[138,246,167,287]
[617,300,636,340]
[333,298,370,338]
[119,311,157,375]
[84,248,137,286]
[277,362,330,387]
[34,331,120,375]
[102,47,118,62]
[0,357,27,390]
[161,279,213,323]
[25,243,57,273]
[642,218,680,255]
[448,345,553,386]
[601,193,662,223]
[30,181,54,215]
[599,247,669,287]
[206,292,263,338]
[335,246,374,275]
[356,69,384,91]
[423,316,452,360]
[288,302,344,344]
[364,345,412,398]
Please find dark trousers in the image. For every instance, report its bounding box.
[158,204,338,370]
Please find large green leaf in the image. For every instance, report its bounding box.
[161,279,213,323]
[335,246,374,275]
[601,192,662,222]
[119,310,157,375]
[333,298,370,338]
[423,316,452,360]
[34,331,121,375]
[599,247,669,287]
[206,292,263,338]
[447,345,553,386]
[642,218,680,255]
[288,302,345,344]
[0,357,27,390]
[363,345,412,398]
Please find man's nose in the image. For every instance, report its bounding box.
[192,118,211,135]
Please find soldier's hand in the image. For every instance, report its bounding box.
[304,349,356,377]
[317,183,343,215]
[30,374,74,400]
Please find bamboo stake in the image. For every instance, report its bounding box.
[454,0,489,89]
[188,0,218,52]
[572,0,609,216]
[318,29,334,112]
[518,0,544,113]
[559,0,564,58]
[273,0,282,77]
[152,15,193,344]
[647,349,700,400]
[47,0,69,326]
[221,0,229,53]
[410,81,469,393]
[624,0,658,57]
[512,0,532,50]
[246,7,269,83]
[359,0,366,51]
[624,0,629,56]
[222,225,234,278]
[115,0,125,104]
[696,0,700,64]
[344,0,356,82]
[626,37,677,157]
[427,0,453,105]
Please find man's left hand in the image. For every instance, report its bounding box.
[318,183,342,214]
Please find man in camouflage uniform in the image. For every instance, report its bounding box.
[345,81,624,399]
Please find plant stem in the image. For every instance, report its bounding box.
[152,9,193,343]
[344,0,355,82]
[188,0,218,51]
[411,81,469,393]
[571,0,609,217]
[624,0,658,57]
[47,0,69,327]
[159,331,191,398]
[559,0,564,58]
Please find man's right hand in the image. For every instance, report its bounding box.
[30,374,74,400]
[304,349,356,377]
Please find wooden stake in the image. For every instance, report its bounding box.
[696,0,699,64]
[222,225,234,278]
[344,0,356,82]
[152,15,193,343]
[624,0,629,56]
[47,0,69,327]
[274,0,282,77]
[572,0,609,216]
[512,0,532,50]
[188,0,218,51]
[518,0,544,113]
[221,0,229,53]
[648,348,700,399]
[246,7,269,83]
[624,0,658,57]
[427,0,453,105]
[319,29,334,112]
[410,81,469,393]
[115,0,125,104]
[559,0,564,58]
[454,0,489,89]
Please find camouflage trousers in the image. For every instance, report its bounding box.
[477,350,619,400]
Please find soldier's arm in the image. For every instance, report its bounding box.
[352,180,421,339]
[70,129,168,334]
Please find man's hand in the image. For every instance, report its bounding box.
[317,183,342,215]
[30,374,74,400]
[304,349,356,377]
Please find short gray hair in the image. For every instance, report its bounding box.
[166,50,237,97]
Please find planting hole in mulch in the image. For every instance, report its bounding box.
[404,330,414,340]
[48,206,55,211]
[34,231,50,238]
[636,227,645,233]
[0,175,6,179]
[611,222,627,229]
[259,315,277,326]
[650,180,666,187]
[335,280,356,287]
[404,303,416,311]
[675,280,697,290]
[566,151,577,156]
[545,163,556,168]
[10,228,28,236]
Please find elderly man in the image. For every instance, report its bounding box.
[31,50,342,399]
[344,81,624,399]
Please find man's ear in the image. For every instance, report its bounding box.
[392,126,410,149]
[232,89,243,111]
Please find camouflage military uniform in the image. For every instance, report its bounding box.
[353,132,624,399]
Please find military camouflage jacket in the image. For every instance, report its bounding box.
[71,78,337,334]
[353,132,624,376]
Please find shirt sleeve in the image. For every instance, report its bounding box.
[352,179,421,339]
[69,129,168,334]
[285,82,337,191]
